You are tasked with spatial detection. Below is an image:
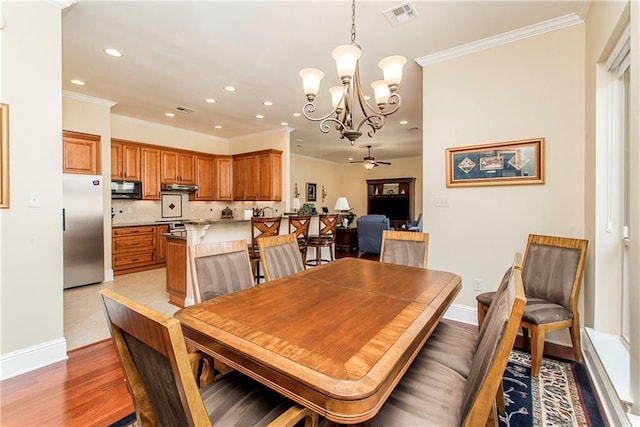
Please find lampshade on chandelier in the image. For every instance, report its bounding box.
[299,0,406,144]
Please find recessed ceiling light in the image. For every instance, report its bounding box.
[400,120,408,125]
[104,48,122,57]
[293,113,301,117]
[205,98,216,104]
[364,95,371,100]
[70,79,85,86]
[224,86,237,92]
[256,114,264,119]
[281,122,288,126]
[296,138,303,142]
[296,144,304,148]
[165,112,175,117]
[214,125,222,129]
[348,157,354,161]
[263,101,273,106]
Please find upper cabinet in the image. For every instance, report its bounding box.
[189,155,215,201]
[214,155,233,201]
[233,149,282,201]
[63,130,101,175]
[111,139,141,181]
[141,147,160,200]
[161,150,195,184]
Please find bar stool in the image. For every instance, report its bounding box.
[249,216,282,283]
[305,214,338,267]
[287,215,312,265]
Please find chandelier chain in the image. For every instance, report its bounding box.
[351,0,356,44]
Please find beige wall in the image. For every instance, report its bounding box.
[290,154,422,220]
[422,24,585,344]
[0,2,66,368]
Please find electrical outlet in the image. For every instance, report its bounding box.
[434,197,449,207]
[473,279,484,291]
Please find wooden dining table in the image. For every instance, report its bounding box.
[175,257,461,424]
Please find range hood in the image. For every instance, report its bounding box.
[161,183,199,192]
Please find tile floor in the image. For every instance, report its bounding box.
[64,267,178,350]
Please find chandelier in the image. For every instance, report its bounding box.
[299,0,406,144]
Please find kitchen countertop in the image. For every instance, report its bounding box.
[112,220,184,228]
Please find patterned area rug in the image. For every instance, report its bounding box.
[110,350,604,427]
[500,350,604,427]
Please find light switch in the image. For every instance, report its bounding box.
[434,197,449,207]
[28,192,40,208]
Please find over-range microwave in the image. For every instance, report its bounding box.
[111,181,142,200]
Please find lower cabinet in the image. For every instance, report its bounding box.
[166,237,187,307]
[112,225,167,275]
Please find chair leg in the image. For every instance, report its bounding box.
[330,243,335,262]
[569,322,583,363]
[496,383,506,415]
[530,325,545,377]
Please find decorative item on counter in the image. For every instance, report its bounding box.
[244,209,253,220]
[221,206,233,219]
[253,207,263,217]
[292,198,301,213]
[299,203,315,215]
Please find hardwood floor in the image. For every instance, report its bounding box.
[0,339,133,427]
[0,317,577,427]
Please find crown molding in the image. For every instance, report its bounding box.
[44,0,76,10]
[416,13,584,67]
[63,91,117,107]
[228,127,291,142]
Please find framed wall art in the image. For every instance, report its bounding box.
[446,138,545,187]
[306,183,317,202]
[1,103,9,208]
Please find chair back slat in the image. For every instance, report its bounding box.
[189,240,254,303]
[288,215,312,242]
[258,234,305,282]
[317,214,338,238]
[462,267,526,426]
[380,230,429,268]
[100,289,211,426]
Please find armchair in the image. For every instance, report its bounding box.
[356,214,392,255]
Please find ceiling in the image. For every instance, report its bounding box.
[62,1,586,164]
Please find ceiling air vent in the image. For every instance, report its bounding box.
[383,2,418,26]
[175,106,196,114]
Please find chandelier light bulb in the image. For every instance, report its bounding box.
[331,44,361,83]
[378,55,407,91]
[371,80,390,107]
[364,161,376,170]
[299,68,325,101]
[329,86,345,111]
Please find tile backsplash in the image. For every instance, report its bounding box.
[112,196,285,224]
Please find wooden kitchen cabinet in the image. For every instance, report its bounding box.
[189,155,215,201]
[111,139,141,181]
[161,149,195,184]
[112,225,167,275]
[232,149,282,201]
[141,147,161,200]
[166,237,187,307]
[214,155,233,201]
[156,225,169,263]
[63,130,101,175]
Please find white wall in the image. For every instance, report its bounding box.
[0,2,67,378]
[422,24,585,343]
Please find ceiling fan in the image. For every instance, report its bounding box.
[350,145,392,169]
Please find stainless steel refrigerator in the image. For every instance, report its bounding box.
[63,174,104,289]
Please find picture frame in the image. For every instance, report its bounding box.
[306,183,317,202]
[446,137,544,187]
[1,103,9,208]
[161,193,182,218]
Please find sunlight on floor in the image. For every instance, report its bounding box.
[63,268,178,350]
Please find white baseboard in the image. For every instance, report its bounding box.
[1,338,68,381]
[443,303,478,325]
[104,268,114,282]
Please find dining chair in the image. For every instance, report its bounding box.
[189,239,254,303]
[365,265,526,426]
[287,214,312,263]
[258,234,305,282]
[99,289,318,427]
[305,214,338,267]
[476,234,588,376]
[249,216,283,283]
[379,230,429,268]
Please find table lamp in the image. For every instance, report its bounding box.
[292,198,301,212]
[334,197,351,228]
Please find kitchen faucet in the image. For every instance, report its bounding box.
[262,206,275,217]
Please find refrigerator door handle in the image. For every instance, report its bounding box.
[62,208,66,231]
